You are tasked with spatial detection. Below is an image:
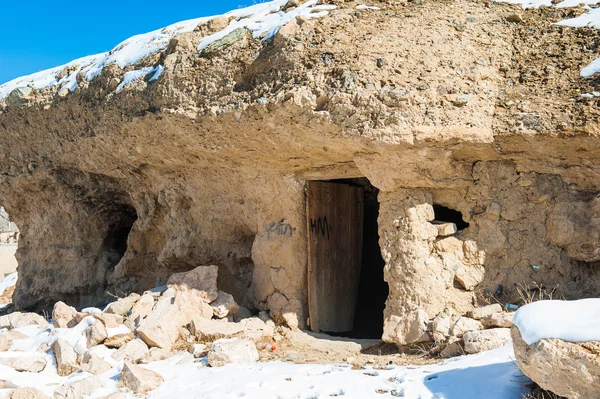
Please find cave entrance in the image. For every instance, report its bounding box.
[101,203,137,270]
[306,178,387,339]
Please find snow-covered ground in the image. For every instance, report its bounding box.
[0,274,531,399]
[496,0,600,77]
[0,0,335,100]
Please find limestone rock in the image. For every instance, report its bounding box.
[118,362,164,394]
[0,312,48,330]
[85,319,108,347]
[449,317,483,338]
[52,302,78,328]
[189,317,244,341]
[433,222,457,236]
[210,291,239,319]
[10,387,50,399]
[0,354,47,372]
[52,339,79,376]
[467,304,503,320]
[6,87,34,106]
[383,310,430,346]
[463,328,511,354]
[512,327,600,399]
[0,330,28,351]
[439,337,464,358]
[431,316,451,342]
[53,376,102,399]
[105,293,141,316]
[188,343,207,358]
[454,264,485,291]
[112,338,149,363]
[139,347,170,364]
[207,338,259,367]
[482,312,514,328]
[93,313,123,329]
[81,352,112,375]
[104,332,134,349]
[167,266,219,303]
[238,317,275,340]
[201,28,249,56]
[125,294,154,330]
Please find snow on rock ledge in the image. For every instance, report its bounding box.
[0,0,335,100]
[513,299,600,345]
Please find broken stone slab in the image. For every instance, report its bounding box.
[210,291,239,319]
[53,339,79,376]
[111,338,149,364]
[81,352,112,375]
[463,328,511,354]
[53,375,103,399]
[139,347,170,364]
[104,332,134,349]
[512,327,600,399]
[449,317,483,338]
[52,302,78,329]
[93,313,124,329]
[167,265,219,303]
[105,293,141,316]
[125,293,154,330]
[467,304,503,320]
[118,362,164,395]
[433,222,457,237]
[0,312,48,330]
[0,330,28,351]
[0,354,47,372]
[482,312,514,328]
[10,387,50,399]
[84,319,108,347]
[207,338,259,367]
[189,317,244,341]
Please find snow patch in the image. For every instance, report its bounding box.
[0,272,17,297]
[514,299,600,345]
[357,4,381,10]
[0,0,336,101]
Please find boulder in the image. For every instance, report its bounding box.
[431,316,451,342]
[104,332,134,349]
[0,354,47,372]
[463,328,511,354]
[52,302,78,328]
[105,293,140,316]
[207,338,259,367]
[210,291,239,319]
[6,87,34,106]
[467,304,503,320]
[449,317,483,338]
[93,313,123,329]
[0,330,28,351]
[52,339,79,376]
[189,317,244,341]
[10,387,50,399]
[482,312,514,328]
[112,338,149,363]
[137,288,212,351]
[81,352,112,375]
[125,294,154,330]
[0,312,48,330]
[139,347,170,364]
[383,310,430,346]
[167,265,219,303]
[84,319,108,347]
[118,362,164,394]
[239,317,275,340]
[53,376,102,399]
[512,327,600,399]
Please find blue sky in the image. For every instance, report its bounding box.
[0,1,255,85]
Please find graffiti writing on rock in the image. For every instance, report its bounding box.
[266,220,296,240]
[310,216,331,240]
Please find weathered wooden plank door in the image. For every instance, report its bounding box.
[307,181,364,332]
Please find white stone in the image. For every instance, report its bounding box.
[105,293,141,316]
[449,317,483,338]
[207,338,259,367]
[210,291,239,319]
[118,362,164,394]
[433,222,457,236]
[463,328,511,354]
[53,376,102,399]
[468,304,503,320]
[0,354,47,373]
[53,339,79,376]
[112,338,149,364]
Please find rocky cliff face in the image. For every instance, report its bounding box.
[1,0,600,345]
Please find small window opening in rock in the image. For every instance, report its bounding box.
[101,204,137,270]
[307,178,388,339]
[433,204,469,230]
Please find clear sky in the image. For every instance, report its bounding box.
[0,1,254,85]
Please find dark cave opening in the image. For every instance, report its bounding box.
[101,204,137,270]
[433,204,469,231]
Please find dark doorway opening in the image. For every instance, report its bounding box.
[307,178,388,339]
[101,204,137,270]
[433,204,469,231]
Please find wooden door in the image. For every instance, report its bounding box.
[307,181,364,332]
